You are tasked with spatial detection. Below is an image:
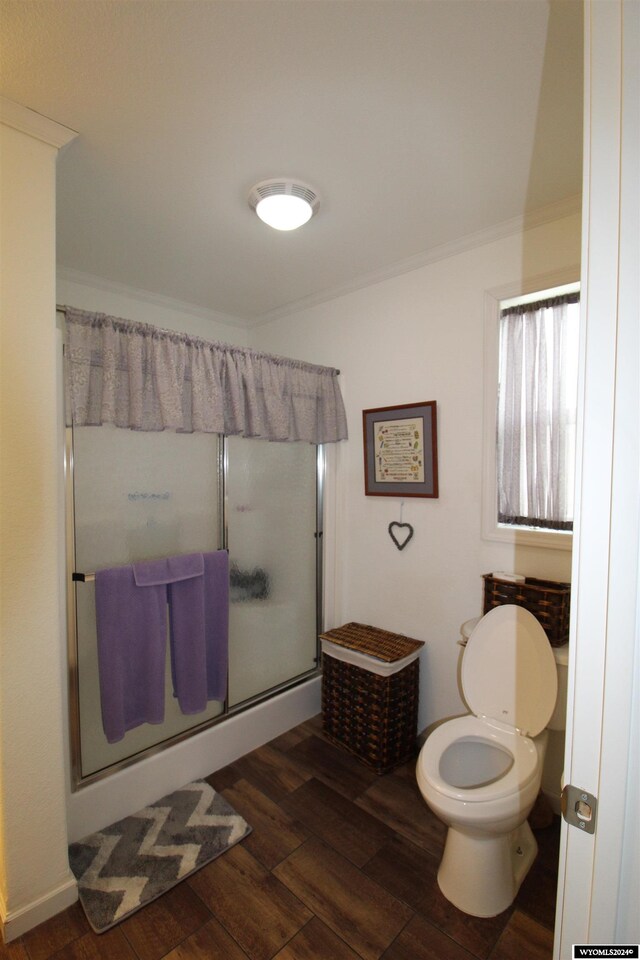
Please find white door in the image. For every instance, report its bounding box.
[554,1,639,955]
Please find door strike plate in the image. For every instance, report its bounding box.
[561,783,597,835]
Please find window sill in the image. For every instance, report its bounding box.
[482,523,573,552]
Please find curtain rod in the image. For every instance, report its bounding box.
[56,305,340,374]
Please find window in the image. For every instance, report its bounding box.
[482,278,580,548]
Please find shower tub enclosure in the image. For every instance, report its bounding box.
[60,307,346,839]
[66,423,324,787]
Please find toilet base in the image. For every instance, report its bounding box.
[437,820,538,917]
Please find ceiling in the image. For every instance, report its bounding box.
[0,1,583,325]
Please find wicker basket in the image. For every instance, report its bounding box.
[482,574,571,647]
[320,622,424,775]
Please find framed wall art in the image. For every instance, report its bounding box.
[363,401,439,498]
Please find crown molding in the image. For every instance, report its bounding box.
[0,97,77,149]
[251,194,582,327]
[56,267,250,330]
[57,193,580,331]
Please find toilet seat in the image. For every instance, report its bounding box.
[419,714,538,803]
[419,606,556,805]
[461,605,558,737]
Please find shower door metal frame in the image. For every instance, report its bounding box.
[65,424,324,790]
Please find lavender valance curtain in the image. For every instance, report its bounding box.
[62,308,348,443]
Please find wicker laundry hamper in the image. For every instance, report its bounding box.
[320,622,424,774]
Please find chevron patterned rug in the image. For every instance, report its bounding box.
[68,780,251,933]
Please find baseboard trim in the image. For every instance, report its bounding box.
[0,875,78,943]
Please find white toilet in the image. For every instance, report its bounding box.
[416,604,558,918]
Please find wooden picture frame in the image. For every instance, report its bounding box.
[363,401,439,498]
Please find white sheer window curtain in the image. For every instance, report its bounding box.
[497,292,580,532]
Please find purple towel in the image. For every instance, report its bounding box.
[167,572,208,714]
[132,553,204,587]
[134,554,208,715]
[203,551,229,702]
[95,566,167,744]
[165,552,230,710]
[95,552,230,742]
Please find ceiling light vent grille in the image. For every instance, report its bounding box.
[248,179,320,215]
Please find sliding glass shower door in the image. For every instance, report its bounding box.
[225,437,320,707]
[71,425,224,779]
[68,422,322,785]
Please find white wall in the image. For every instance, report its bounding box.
[252,212,580,730]
[0,110,77,941]
[57,271,251,345]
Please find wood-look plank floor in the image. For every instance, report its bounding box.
[3,716,559,960]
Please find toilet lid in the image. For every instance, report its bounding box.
[461,605,558,737]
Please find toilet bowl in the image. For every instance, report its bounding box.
[416,604,558,918]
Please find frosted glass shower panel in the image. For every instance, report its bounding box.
[72,425,222,777]
[226,438,318,705]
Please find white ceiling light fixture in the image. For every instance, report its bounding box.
[248,179,320,231]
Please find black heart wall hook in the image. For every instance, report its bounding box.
[388,521,414,551]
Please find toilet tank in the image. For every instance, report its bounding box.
[547,643,569,731]
[460,617,480,644]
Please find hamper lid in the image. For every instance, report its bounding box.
[319,621,424,662]
[461,605,557,737]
